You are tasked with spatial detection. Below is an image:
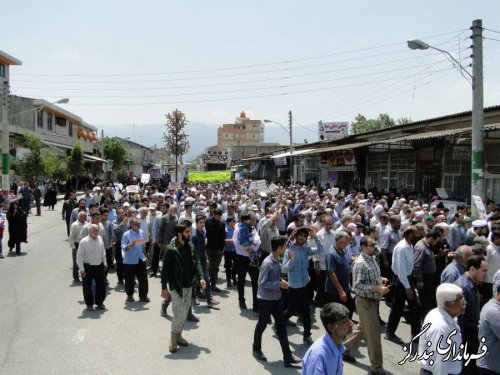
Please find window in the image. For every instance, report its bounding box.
[69,122,73,137]
[47,113,53,131]
[0,63,5,77]
[37,111,43,128]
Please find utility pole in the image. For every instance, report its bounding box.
[1,82,9,191]
[289,110,294,184]
[471,19,484,215]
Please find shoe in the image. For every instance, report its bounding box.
[384,333,404,344]
[286,319,297,327]
[169,333,178,353]
[207,298,220,307]
[252,306,259,313]
[342,353,357,363]
[303,336,314,346]
[73,278,81,283]
[252,349,267,362]
[284,354,301,367]
[175,332,189,346]
[187,313,199,322]
[126,296,135,302]
[140,297,151,303]
[239,302,248,309]
[212,285,221,292]
[117,280,124,285]
[95,304,106,310]
[86,305,95,311]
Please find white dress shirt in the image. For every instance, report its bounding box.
[76,235,107,272]
[418,307,462,375]
[391,239,414,289]
[316,228,335,270]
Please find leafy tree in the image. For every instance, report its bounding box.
[103,137,128,173]
[67,143,84,178]
[15,133,45,184]
[350,113,412,134]
[163,109,190,182]
[43,153,68,181]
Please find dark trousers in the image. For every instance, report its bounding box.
[387,279,422,337]
[123,260,148,299]
[207,248,223,286]
[65,219,71,237]
[82,263,106,306]
[253,299,292,359]
[284,287,311,337]
[462,328,480,375]
[105,248,113,278]
[114,240,124,282]
[324,291,356,319]
[150,243,161,275]
[419,273,436,319]
[236,254,259,309]
[315,270,328,307]
[223,251,237,282]
[35,200,41,216]
[72,243,79,280]
[381,253,394,302]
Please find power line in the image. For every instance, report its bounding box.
[14,29,467,78]
[484,27,500,34]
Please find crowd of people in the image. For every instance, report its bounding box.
[63,178,500,374]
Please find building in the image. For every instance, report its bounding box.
[217,111,264,147]
[117,138,155,177]
[233,106,500,203]
[1,50,22,190]
[7,95,106,180]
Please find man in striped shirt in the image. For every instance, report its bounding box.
[343,236,390,373]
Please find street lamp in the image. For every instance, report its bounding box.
[407,19,483,215]
[264,114,294,183]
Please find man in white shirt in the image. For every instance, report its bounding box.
[484,230,500,303]
[417,283,465,375]
[315,215,335,306]
[385,226,422,344]
[69,211,87,283]
[76,224,107,311]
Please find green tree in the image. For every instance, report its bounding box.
[15,133,45,184]
[44,153,68,181]
[350,113,412,134]
[67,143,84,178]
[103,137,128,173]
[163,109,190,182]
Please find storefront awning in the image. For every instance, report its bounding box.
[484,123,500,132]
[42,140,74,151]
[381,128,469,143]
[271,148,316,158]
[241,155,271,161]
[297,141,375,156]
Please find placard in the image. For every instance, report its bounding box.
[141,174,150,184]
[168,182,181,190]
[435,188,449,199]
[472,195,487,219]
[125,185,139,193]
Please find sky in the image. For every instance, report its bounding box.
[4,1,500,160]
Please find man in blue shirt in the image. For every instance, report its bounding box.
[302,302,353,375]
[252,236,301,368]
[282,226,323,346]
[121,218,150,303]
[441,245,473,283]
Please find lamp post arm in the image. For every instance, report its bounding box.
[429,46,473,82]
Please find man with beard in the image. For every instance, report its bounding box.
[385,226,422,344]
[62,192,78,236]
[161,224,206,353]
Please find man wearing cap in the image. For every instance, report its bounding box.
[466,219,488,246]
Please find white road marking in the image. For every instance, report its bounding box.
[72,329,87,344]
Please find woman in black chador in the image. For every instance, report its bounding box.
[6,201,28,254]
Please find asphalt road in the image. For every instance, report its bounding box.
[0,208,420,375]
